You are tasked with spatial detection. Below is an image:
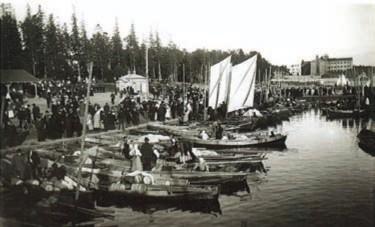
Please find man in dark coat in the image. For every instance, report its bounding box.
[65,111,74,137]
[35,114,47,141]
[140,137,156,171]
[32,104,40,122]
[121,137,130,159]
[110,93,115,105]
[157,102,166,121]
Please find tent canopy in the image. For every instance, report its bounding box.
[118,74,147,81]
[1,69,39,83]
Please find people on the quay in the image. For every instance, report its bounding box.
[3,77,372,149]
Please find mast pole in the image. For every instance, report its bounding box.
[203,64,207,121]
[205,63,211,121]
[183,63,186,111]
[75,62,93,201]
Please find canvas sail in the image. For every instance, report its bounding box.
[208,56,232,109]
[227,55,257,112]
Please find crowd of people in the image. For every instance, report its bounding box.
[273,84,371,100]
[121,136,207,173]
[0,79,211,148]
[2,78,374,148]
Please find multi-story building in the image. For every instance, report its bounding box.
[310,55,353,76]
[288,64,301,76]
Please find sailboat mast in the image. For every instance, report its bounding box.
[183,63,186,108]
[203,64,208,121]
[75,62,93,201]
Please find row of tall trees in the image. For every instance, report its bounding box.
[1,4,284,83]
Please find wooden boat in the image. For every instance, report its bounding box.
[357,128,375,155]
[180,134,287,149]
[148,122,201,137]
[326,108,368,118]
[101,183,219,201]
[152,171,248,185]
[95,192,222,215]
[224,118,258,132]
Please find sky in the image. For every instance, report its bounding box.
[9,0,375,66]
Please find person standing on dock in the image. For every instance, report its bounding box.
[140,137,157,171]
[129,143,143,171]
[110,93,115,105]
[121,137,130,160]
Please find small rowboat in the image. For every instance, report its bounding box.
[180,134,287,149]
[326,109,367,119]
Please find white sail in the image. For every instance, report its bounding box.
[227,55,257,112]
[208,56,232,109]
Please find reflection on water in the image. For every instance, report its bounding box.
[1,109,374,227]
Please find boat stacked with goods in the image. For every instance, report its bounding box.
[102,171,220,201]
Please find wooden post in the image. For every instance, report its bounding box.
[145,45,149,79]
[203,65,208,121]
[75,62,93,201]
[158,62,162,81]
[183,63,186,102]
[34,83,38,98]
[0,96,5,129]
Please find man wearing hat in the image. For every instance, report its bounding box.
[140,137,156,171]
[121,136,130,159]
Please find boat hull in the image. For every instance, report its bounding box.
[327,109,368,119]
[182,135,287,149]
[97,184,219,202]
[357,129,375,155]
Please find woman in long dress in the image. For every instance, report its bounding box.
[129,143,143,171]
[93,108,102,130]
[165,105,171,120]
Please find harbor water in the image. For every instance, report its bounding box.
[105,109,374,227]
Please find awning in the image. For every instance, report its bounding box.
[0,69,39,84]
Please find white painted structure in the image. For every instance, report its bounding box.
[116,73,149,95]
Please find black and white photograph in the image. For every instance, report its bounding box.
[0,0,374,226]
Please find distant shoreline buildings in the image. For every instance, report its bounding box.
[288,55,353,76]
[290,55,353,77]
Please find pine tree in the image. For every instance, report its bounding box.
[21,5,45,77]
[44,14,58,77]
[91,24,111,81]
[79,20,91,77]
[124,23,139,73]
[0,10,23,69]
[71,10,81,77]
[110,19,125,79]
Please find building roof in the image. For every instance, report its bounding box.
[1,69,39,83]
[327,57,353,61]
[118,73,147,81]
